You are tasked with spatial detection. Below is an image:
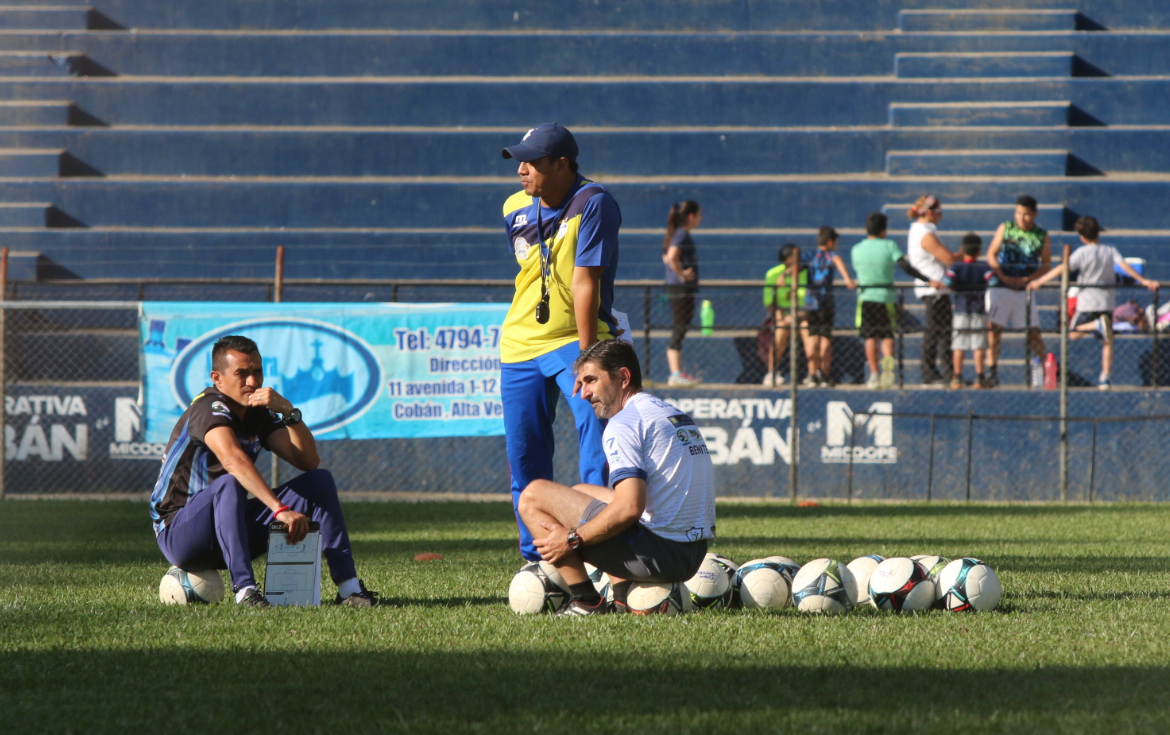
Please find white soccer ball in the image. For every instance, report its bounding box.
[765,555,802,580]
[731,559,791,610]
[685,556,732,609]
[791,558,857,614]
[626,582,692,616]
[868,557,935,612]
[846,555,885,607]
[159,567,225,605]
[911,555,952,582]
[507,561,569,614]
[704,552,739,606]
[936,558,1002,612]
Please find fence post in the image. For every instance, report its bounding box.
[896,287,905,389]
[1059,244,1071,503]
[769,284,777,381]
[1025,288,1033,390]
[0,247,7,500]
[926,413,936,502]
[271,246,284,488]
[1088,419,1098,503]
[789,247,799,503]
[642,286,651,381]
[1153,285,1161,388]
[965,410,974,502]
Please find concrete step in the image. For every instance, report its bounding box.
[899,9,1079,33]
[0,6,91,30]
[0,101,72,126]
[881,203,1067,232]
[889,101,1070,127]
[0,52,79,78]
[0,149,62,177]
[887,149,1070,176]
[0,202,49,227]
[895,52,1076,79]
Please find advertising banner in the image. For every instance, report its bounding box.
[140,302,509,443]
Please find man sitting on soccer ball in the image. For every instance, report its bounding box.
[518,339,716,615]
[150,335,378,608]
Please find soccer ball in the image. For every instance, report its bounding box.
[508,561,569,614]
[704,552,739,606]
[159,567,225,605]
[791,558,857,614]
[868,557,935,612]
[846,555,885,607]
[626,582,692,616]
[765,555,802,580]
[731,559,791,609]
[911,555,952,581]
[936,558,1002,612]
[685,556,732,609]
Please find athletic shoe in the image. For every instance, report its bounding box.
[1098,374,1111,391]
[975,375,991,389]
[985,365,1000,388]
[865,373,880,390]
[761,371,785,387]
[801,373,820,387]
[667,372,700,387]
[335,580,379,607]
[950,376,963,390]
[879,356,896,389]
[238,588,272,608]
[556,597,607,616]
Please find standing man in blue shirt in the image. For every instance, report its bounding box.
[499,123,622,561]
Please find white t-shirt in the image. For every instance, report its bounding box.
[603,392,716,543]
[907,221,949,298]
[1068,243,1124,314]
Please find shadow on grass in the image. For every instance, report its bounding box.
[384,595,505,608]
[715,503,1161,520]
[3,650,1170,733]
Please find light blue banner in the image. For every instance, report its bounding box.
[141,302,508,442]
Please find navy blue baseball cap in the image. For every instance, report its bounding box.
[502,123,578,163]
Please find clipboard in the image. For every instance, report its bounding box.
[264,520,322,606]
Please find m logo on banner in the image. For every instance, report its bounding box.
[822,401,898,464]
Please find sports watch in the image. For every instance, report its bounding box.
[282,407,303,427]
[566,528,583,551]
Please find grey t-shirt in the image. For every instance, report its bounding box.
[664,228,699,292]
[1069,243,1124,314]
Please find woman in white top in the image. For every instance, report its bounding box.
[906,195,957,384]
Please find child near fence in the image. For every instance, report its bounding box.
[942,233,995,389]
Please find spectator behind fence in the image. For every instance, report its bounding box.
[985,195,1051,387]
[663,200,702,387]
[1027,216,1157,390]
[802,226,856,386]
[907,195,957,385]
[761,243,808,387]
[850,212,944,389]
[942,233,996,390]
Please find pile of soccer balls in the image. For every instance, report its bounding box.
[508,553,1001,616]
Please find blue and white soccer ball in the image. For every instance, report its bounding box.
[732,559,792,610]
[846,555,885,607]
[764,555,802,580]
[791,558,857,614]
[936,558,1002,612]
[704,552,740,606]
[508,561,569,614]
[626,582,692,616]
[868,557,934,612]
[685,556,733,609]
[159,567,225,605]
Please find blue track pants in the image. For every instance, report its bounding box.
[502,341,608,561]
[156,468,357,592]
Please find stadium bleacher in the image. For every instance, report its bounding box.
[1,0,1170,287]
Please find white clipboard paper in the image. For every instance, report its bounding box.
[611,309,635,344]
[264,520,322,606]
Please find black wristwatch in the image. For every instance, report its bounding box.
[282,407,303,427]
[566,528,583,551]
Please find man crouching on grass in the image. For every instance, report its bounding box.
[149,335,378,608]
[518,340,716,616]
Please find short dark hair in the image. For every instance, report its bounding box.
[212,335,260,372]
[573,339,642,391]
[778,242,799,263]
[1016,195,1038,212]
[866,212,888,236]
[817,226,839,247]
[1075,215,1102,241]
[961,232,982,257]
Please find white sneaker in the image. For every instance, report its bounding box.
[866,373,880,390]
[879,356,896,389]
[667,372,699,387]
[761,371,785,387]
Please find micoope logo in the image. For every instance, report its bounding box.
[821,401,898,464]
[171,319,383,436]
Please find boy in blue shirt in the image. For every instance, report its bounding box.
[942,233,996,389]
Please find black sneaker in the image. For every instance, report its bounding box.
[986,365,1000,388]
[238,588,272,608]
[556,597,607,616]
[335,580,379,607]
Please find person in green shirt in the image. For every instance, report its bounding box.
[850,213,944,389]
[761,243,807,386]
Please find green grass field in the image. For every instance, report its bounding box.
[3,500,1170,734]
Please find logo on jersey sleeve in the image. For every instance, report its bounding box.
[513,237,531,260]
[210,401,231,418]
[513,214,527,227]
[605,436,627,466]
